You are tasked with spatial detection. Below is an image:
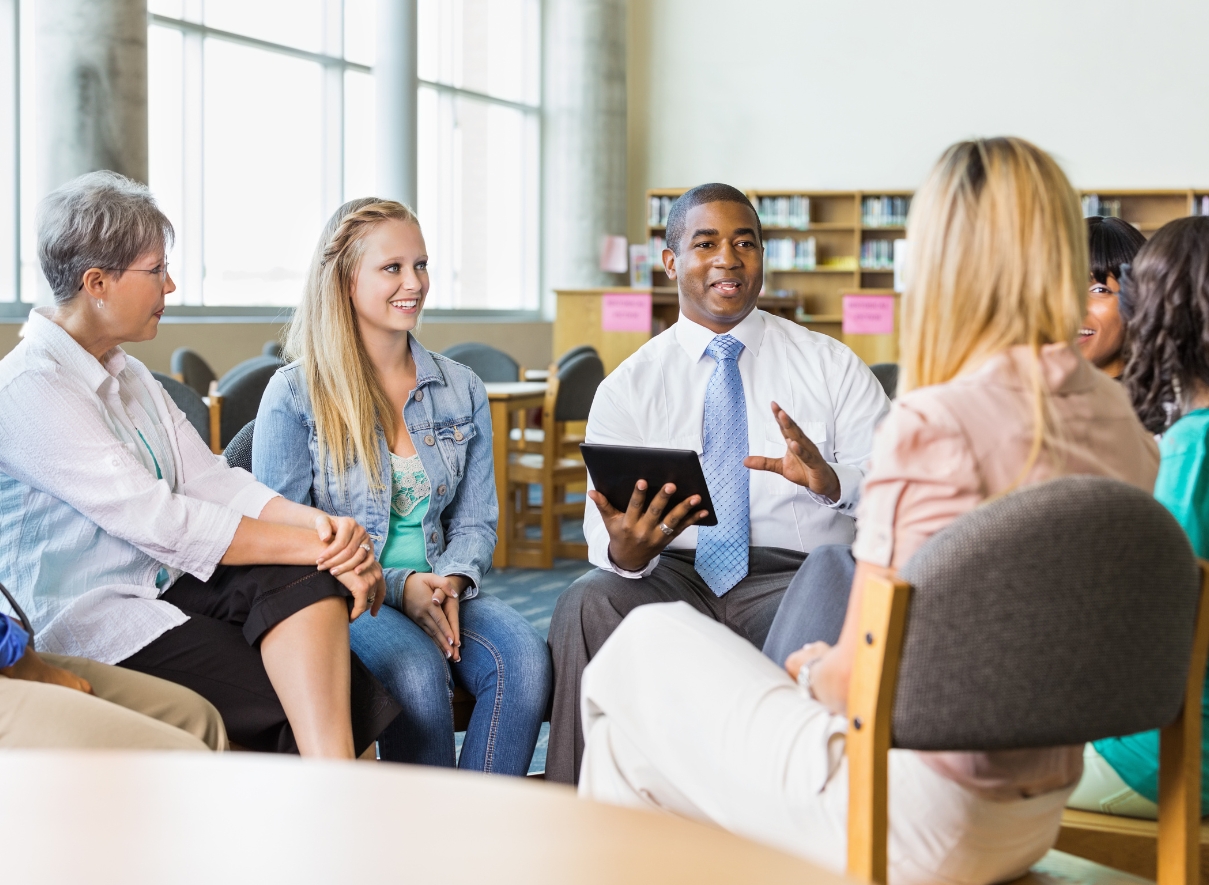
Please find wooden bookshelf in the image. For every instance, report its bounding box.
[642,186,1206,365]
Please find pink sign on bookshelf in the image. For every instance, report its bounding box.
[842,294,895,335]
[601,292,652,333]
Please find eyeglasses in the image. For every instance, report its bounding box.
[77,261,170,291]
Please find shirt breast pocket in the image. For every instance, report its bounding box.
[751,421,828,497]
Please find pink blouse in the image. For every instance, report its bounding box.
[852,343,1160,800]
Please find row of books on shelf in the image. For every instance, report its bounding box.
[648,197,674,227]
[765,237,817,271]
[756,196,811,230]
[860,239,898,270]
[862,196,910,227]
[1081,195,1123,219]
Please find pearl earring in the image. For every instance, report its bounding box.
[96,300,105,309]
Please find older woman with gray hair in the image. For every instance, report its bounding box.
[0,171,400,756]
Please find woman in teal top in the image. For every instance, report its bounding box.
[254,198,551,774]
[1069,215,1209,818]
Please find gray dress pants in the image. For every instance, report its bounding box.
[545,546,806,785]
[761,543,856,667]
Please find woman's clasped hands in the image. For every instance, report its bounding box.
[403,572,469,662]
[314,513,385,620]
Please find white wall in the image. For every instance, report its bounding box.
[628,0,1209,235]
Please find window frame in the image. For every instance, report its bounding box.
[142,7,542,320]
[0,4,544,321]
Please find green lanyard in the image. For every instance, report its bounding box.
[137,429,163,480]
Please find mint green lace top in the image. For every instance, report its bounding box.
[379,451,432,573]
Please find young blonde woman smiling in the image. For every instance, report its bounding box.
[254,199,551,773]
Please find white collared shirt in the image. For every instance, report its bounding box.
[583,309,890,576]
[0,309,280,663]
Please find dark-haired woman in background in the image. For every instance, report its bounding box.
[1068,215,1209,819]
[1077,216,1147,378]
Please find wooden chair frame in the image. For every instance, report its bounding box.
[846,563,1209,885]
[504,373,589,569]
[206,381,224,454]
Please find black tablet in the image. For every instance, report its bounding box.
[579,443,718,527]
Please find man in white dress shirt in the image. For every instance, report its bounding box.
[545,184,890,784]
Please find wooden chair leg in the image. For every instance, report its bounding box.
[1157,563,1209,885]
[207,382,223,454]
[846,574,912,885]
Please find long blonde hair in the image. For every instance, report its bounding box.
[285,198,420,488]
[899,137,1087,474]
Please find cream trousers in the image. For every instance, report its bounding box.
[0,653,227,751]
[579,602,1072,885]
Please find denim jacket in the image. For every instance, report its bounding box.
[252,336,497,611]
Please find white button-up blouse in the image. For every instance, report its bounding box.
[0,309,280,664]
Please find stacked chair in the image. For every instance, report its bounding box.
[504,350,605,569]
[844,475,1209,885]
[869,363,899,400]
[441,342,522,383]
[164,349,282,452]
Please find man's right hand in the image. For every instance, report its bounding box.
[589,480,710,572]
[0,649,93,694]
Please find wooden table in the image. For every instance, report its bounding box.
[484,381,548,568]
[0,751,849,885]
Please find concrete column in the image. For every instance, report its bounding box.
[376,0,418,208]
[542,0,628,318]
[36,0,148,196]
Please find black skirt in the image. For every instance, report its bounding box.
[119,563,401,755]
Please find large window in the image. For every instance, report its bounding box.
[148,0,374,307]
[3,0,542,313]
[416,0,541,311]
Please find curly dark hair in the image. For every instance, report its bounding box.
[1122,216,1209,433]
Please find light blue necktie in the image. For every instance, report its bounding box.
[695,334,750,596]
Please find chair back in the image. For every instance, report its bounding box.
[262,341,283,358]
[553,352,605,423]
[224,420,255,472]
[845,475,1209,885]
[152,371,210,443]
[869,363,898,400]
[892,476,1200,750]
[170,347,217,396]
[556,344,599,368]
[442,342,520,383]
[216,356,282,448]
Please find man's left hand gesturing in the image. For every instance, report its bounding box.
[744,401,841,502]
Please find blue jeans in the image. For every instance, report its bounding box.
[349,593,551,775]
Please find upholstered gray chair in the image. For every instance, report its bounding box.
[152,371,212,445]
[170,347,217,397]
[556,344,599,368]
[262,341,283,359]
[214,356,282,449]
[223,420,255,472]
[441,342,521,383]
[869,362,898,400]
[846,475,1209,885]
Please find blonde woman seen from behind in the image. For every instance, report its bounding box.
[576,138,1159,885]
[253,200,551,773]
